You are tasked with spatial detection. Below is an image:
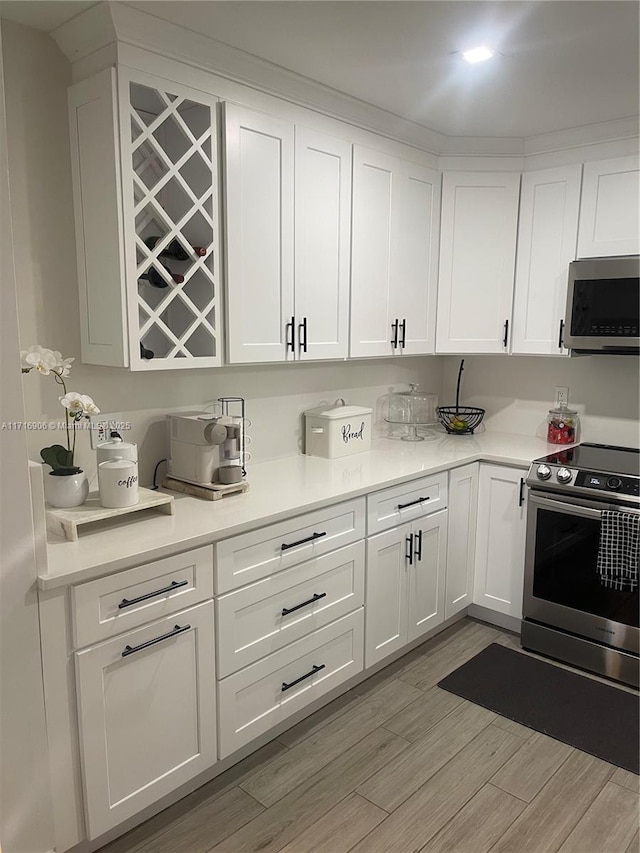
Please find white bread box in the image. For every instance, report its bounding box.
[305,401,373,458]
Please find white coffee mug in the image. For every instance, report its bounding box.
[98,457,139,508]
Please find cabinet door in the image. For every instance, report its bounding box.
[365,525,409,667]
[294,127,352,360]
[445,463,479,619]
[390,161,440,355]
[474,465,527,619]
[350,147,439,358]
[350,147,396,358]
[578,155,640,258]
[75,601,216,839]
[119,68,222,370]
[436,172,521,354]
[407,511,447,642]
[512,165,582,355]
[224,104,294,363]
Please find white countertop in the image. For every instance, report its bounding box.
[40,431,558,590]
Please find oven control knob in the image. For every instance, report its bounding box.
[536,464,552,480]
[556,467,572,484]
[607,477,622,490]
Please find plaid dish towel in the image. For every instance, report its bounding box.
[597,510,639,592]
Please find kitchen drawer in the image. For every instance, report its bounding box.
[71,547,214,649]
[216,541,365,677]
[367,473,447,535]
[215,498,365,593]
[217,609,364,758]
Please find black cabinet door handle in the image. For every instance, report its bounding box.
[518,477,525,507]
[391,319,399,349]
[558,319,565,349]
[414,529,423,562]
[281,592,327,616]
[282,663,325,692]
[119,579,189,609]
[503,319,510,348]
[400,319,407,349]
[299,317,308,353]
[286,316,296,352]
[406,532,414,565]
[122,623,190,657]
[397,496,430,510]
[281,531,327,552]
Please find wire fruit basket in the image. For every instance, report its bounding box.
[437,359,485,435]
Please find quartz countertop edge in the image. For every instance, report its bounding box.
[39,432,559,590]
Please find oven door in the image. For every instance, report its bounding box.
[524,491,639,654]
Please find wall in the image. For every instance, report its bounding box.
[0,23,55,853]
[2,21,444,489]
[443,355,640,447]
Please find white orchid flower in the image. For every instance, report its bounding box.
[21,345,74,376]
[21,345,58,375]
[59,392,100,417]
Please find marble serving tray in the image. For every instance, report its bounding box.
[46,487,175,542]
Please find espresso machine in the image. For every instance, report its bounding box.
[167,405,245,488]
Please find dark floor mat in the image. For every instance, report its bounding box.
[438,643,639,774]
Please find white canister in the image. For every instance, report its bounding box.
[304,402,373,458]
[98,457,139,508]
[96,436,138,467]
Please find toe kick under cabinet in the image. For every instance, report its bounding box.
[214,499,366,757]
[71,547,217,840]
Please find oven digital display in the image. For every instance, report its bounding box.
[575,471,608,490]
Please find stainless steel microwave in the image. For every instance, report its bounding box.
[564,256,640,354]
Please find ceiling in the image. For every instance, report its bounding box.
[1,1,638,138]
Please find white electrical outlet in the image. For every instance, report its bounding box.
[555,386,569,406]
[89,412,128,449]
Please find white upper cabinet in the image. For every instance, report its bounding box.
[224,104,295,364]
[511,165,582,355]
[225,110,351,363]
[350,147,440,357]
[68,67,223,370]
[436,172,521,354]
[578,155,640,258]
[294,127,352,360]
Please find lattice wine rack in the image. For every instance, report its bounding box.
[121,72,221,369]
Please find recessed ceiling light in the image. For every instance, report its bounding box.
[462,46,494,64]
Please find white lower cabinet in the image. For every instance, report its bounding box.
[473,464,527,619]
[217,609,364,758]
[75,601,216,839]
[365,510,447,667]
[445,463,479,619]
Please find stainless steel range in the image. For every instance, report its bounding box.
[522,443,639,688]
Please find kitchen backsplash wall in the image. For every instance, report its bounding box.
[442,355,640,447]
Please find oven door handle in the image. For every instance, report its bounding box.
[529,494,604,520]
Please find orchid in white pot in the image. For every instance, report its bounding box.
[21,345,99,506]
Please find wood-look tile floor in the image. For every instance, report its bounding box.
[100,619,640,853]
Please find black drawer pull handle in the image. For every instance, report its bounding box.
[397,496,430,510]
[558,319,565,349]
[282,663,325,692]
[415,528,423,562]
[503,319,509,348]
[281,531,327,551]
[391,319,399,349]
[400,319,407,349]
[286,315,296,353]
[118,579,189,609]
[122,623,190,657]
[518,477,525,507]
[406,532,414,566]
[282,592,327,616]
